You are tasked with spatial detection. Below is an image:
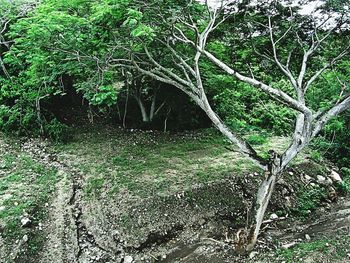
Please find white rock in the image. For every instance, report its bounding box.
[22,234,29,243]
[270,213,279,220]
[249,251,258,259]
[325,178,333,185]
[21,217,31,227]
[124,255,133,263]
[305,234,311,241]
[317,175,326,183]
[281,242,297,249]
[330,170,342,183]
[304,175,312,181]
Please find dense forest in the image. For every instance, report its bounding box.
[0,0,350,262]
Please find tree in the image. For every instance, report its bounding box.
[113,0,350,252]
[1,0,349,252]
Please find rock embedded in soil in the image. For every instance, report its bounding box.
[317,175,326,184]
[20,217,31,227]
[270,213,279,220]
[330,170,342,183]
[304,174,312,182]
[124,255,133,263]
[281,241,297,249]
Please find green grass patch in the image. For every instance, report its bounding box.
[293,185,327,217]
[0,148,57,259]
[337,167,350,194]
[276,235,350,262]
[276,239,332,262]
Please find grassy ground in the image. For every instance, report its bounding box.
[0,136,58,260]
[54,126,305,199]
[275,235,350,263]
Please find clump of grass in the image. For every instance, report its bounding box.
[293,185,327,217]
[276,235,350,263]
[246,133,268,145]
[337,167,350,194]
[276,239,332,262]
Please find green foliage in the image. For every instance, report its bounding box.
[246,133,268,145]
[44,119,70,142]
[90,84,121,106]
[276,239,332,263]
[294,185,327,217]
[336,168,350,194]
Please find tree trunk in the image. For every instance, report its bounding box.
[149,94,156,121]
[136,97,150,122]
[243,151,281,252]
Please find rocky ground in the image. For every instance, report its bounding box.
[0,127,349,263]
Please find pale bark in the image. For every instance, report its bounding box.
[109,1,350,252]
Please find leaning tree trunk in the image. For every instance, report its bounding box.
[242,151,281,252]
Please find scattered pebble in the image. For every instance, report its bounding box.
[21,217,31,227]
[330,170,342,183]
[270,213,279,220]
[124,255,133,263]
[281,242,297,249]
[317,175,326,183]
[249,251,258,259]
[22,235,28,243]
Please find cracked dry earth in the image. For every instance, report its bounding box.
[1,136,350,263]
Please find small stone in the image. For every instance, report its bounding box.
[305,234,311,241]
[22,235,29,243]
[317,175,326,183]
[281,242,297,249]
[270,213,279,220]
[0,206,5,212]
[162,255,167,259]
[284,196,292,208]
[325,178,333,185]
[249,251,258,259]
[21,217,31,227]
[330,170,342,183]
[288,171,294,176]
[124,255,133,263]
[304,175,312,181]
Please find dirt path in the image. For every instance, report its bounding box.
[19,139,121,263]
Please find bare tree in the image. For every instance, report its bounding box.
[27,0,347,251]
[112,0,350,252]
